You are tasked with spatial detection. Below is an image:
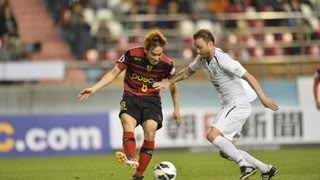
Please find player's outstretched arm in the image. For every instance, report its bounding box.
[242,71,279,111]
[78,66,122,100]
[169,82,181,126]
[153,67,195,90]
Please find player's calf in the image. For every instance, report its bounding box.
[219,151,233,161]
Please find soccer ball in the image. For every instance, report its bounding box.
[153,161,177,180]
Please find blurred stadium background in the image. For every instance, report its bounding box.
[1,0,320,168]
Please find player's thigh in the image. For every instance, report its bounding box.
[120,113,137,132]
[142,97,163,130]
[213,103,251,140]
[119,96,141,125]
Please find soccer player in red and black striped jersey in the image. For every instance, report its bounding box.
[78,29,181,180]
[314,69,320,110]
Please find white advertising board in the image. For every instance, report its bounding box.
[297,76,317,109]
[0,61,65,81]
[109,107,320,149]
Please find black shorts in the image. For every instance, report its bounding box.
[119,95,163,130]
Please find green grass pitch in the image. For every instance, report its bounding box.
[1,147,320,180]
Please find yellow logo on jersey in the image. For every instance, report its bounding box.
[141,84,148,92]
[120,101,127,110]
[131,73,157,84]
[131,73,158,92]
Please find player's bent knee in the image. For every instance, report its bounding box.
[206,134,216,142]
[206,131,220,142]
[143,130,156,140]
[207,127,221,142]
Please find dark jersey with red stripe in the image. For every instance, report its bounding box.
[116,46,175,97]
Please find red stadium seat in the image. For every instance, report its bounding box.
[306,45,320,56]
[263,33,275,46]
[252,46,265,58]
[228,33,238,45]
[280,32,293,43]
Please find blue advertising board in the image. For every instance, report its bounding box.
[0,113,112,157]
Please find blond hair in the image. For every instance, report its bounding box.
[144,29,168,51]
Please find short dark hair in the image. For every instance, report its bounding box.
[193,29,215,44]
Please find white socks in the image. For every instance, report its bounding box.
[238,150,269,173]
[211,135,270,172]
[212,135,250,167]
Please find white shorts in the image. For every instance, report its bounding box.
[210,102,252,141]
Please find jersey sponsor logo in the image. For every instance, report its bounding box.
[131,73,157,84]
[131,73,158,92]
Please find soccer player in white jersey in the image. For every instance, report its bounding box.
[153,29,279,180]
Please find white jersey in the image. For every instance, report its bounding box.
[189,48,257,107]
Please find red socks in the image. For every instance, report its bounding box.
[136,140,155,176]
[122,132,136,156]
[122,132,155,177]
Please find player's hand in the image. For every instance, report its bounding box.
[316,101,320,110]
[172,110,182,127]
[153,79,171,91]
[77,87,96,101]
[261,96,279,111]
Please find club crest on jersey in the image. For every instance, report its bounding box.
[146,65,153,71]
